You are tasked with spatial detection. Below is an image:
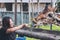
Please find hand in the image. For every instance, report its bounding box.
[18,24,30,29]
[22,24,29,28]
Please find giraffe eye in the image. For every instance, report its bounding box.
[48,14,53,18]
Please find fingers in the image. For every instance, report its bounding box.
[23,24,30,27]
[18,24,30,29]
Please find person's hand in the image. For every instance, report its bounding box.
[18,24,30,29]
[22,24,29,28]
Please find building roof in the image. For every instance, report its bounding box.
[0,0,56,3]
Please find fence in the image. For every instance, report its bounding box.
[0,12,38,25]
[15,27,60,40]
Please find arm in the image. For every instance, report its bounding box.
[6,24,25,33]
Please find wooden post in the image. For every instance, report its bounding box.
[21,0,23,24]
[37,0,40,28]
[15,0,17,25]
[51,0,53,7]
[29,0,31,24]
[1,3,4,17]
[37,0,39,14]
[31,0,34,18]
[50,24,52,30]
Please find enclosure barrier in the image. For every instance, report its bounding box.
[15,27,60,40]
